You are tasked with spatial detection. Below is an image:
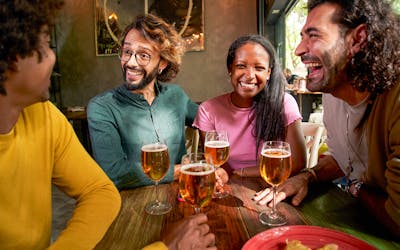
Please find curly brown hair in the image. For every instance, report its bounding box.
[0,0,64,95]
[120,14,185,83]
[308,0,400,94]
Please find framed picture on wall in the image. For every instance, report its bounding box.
[94,0,204,56]
[94,0,145,56]
[146,0,205,51]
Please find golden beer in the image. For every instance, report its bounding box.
[141,143,170,181]
[179,163,216,209]
[259,148,292,186]
[204,141,230,167]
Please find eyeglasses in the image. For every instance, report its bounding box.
[118,48,151,66]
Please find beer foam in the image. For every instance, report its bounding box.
[261,148,291,158]
[141,143,168,152]
[180,163,215,175]
[204,140,230,148]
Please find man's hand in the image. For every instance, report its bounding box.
[162,213,216,250]
[253,172,313,207]
[253,155,344,207]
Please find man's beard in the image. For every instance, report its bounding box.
[123,64,159,91]
[306,38,349,93]
[321,43,349,92]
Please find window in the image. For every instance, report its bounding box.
[285,0,307,78]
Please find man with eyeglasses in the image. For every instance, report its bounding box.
[87,15,219,249]
[87,14,198,189]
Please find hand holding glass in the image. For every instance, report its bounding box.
[204,130,230,198]
[179,153,216,214]
[259,141,292,226]
[141,141,172,215]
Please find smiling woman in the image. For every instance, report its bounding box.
[193,34,307,181]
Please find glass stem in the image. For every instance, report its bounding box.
[272,185,277,215]
[154,181,160,204]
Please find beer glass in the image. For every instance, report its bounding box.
[179,153,216,214]
[204,130,230,198]
[258,141,292,226]
[141,141,172,215]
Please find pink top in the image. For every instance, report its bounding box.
[193,93,301,170]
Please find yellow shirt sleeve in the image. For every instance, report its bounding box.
[0,102,121,249]
[46,103,121,249]
[142,241,168,250]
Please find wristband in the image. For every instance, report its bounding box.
[300,167,317,182]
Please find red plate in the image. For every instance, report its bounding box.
[242,225,377,250]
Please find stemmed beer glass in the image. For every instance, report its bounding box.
[141,140,172,215]
[204,130,230,198]
[179,153,216,214]
[258,141,292,226]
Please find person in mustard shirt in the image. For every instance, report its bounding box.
[0,0,122,248]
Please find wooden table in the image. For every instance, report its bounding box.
[95,176,400,250]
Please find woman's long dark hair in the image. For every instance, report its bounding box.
[226,35,287,154]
